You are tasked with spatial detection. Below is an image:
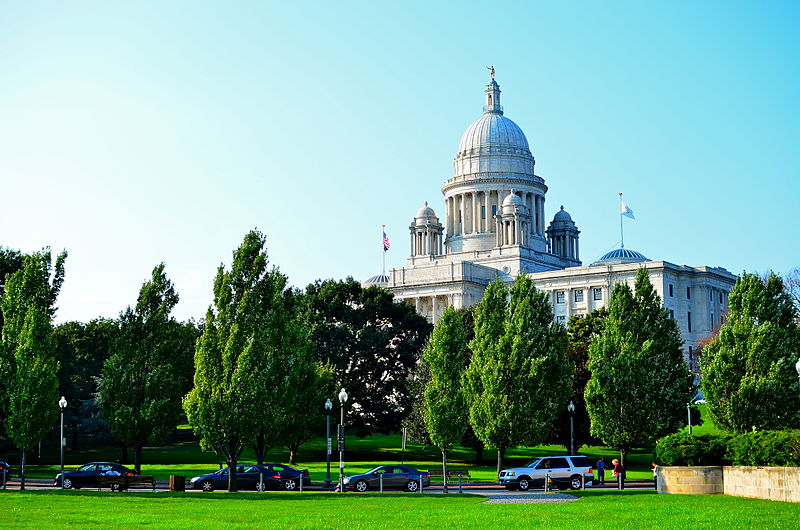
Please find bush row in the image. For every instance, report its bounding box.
[655,430,800,467]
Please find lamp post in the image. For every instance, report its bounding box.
[687,401,693,435]
[337,388,348,492]
[58,396,67,489]
[324,398,332,488]
[567,400,575,456]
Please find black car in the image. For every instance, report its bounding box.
[343,465,431,492]
[53,462,136,490]
[188,465,284,492]
[260,463,311,491]
[0,461,12,481]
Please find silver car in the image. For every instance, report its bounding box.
[499,455,594,490]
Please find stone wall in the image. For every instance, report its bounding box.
[723,466,800,503]
[657,466,723,495]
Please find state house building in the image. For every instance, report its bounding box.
[364,75,735,370]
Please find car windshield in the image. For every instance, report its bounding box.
[524,459,542,468]
[364,466,386,474]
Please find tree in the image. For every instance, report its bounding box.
[423,307,469,493]
[0,249,66,489]
[99,264,197,472]
[54,318,116,450]
[701,272,800,432]
[184,230,290,492]
[548,308,607,452]
[304,278,431,436]
[0,247,24,331]
[585,268,693,469]
[465,276,572,478]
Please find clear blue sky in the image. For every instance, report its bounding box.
[1,1,798,324]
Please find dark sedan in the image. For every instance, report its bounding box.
[188,465,283,492]
[53,462,135,490]
[343,465,430,492]
[260,463,311,491]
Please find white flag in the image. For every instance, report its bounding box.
[620,200,635,219]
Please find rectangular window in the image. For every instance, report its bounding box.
[593,287,603,301]
[687,286,691,299]
[719,292,723,304]
[688,346,693,360]
[670,309,675,320]
[669,284,673,297]
[709,289,713,301]
[556,291,565,304]
[481,205,486,219]
[688,312,692,332]
[491,205,497,217]
[574,289,584,302]
[711,312,714,326]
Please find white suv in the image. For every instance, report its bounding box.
[499,455,594,491]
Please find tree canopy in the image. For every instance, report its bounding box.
[585,268,693,466]
[465,276,571,477]
[701,271,800,432]
[303,278,431,436]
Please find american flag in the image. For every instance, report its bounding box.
[383,231,390,251]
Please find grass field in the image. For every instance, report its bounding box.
[1,489,798,528]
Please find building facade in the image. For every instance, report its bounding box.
[365,76,735,365]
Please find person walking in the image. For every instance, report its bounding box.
[596,457,605,485]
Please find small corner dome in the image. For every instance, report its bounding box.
[553,206,573,222]
[503,193,524,207]
[590,248,650,266]
[416,202,437,219]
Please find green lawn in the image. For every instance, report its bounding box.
[1,490,797,528]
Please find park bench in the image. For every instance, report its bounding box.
[98,475,156,492]
[426,468,471,482]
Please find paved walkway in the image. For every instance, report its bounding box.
[477,491,579,504]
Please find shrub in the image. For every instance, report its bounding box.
[727,430,800,466]
[654,433,730,466]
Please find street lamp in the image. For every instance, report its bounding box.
[324,398,333,488]
[567,400,576,456]
[58,396,67,489]
[337,388,348,492]
[687,401,694,435]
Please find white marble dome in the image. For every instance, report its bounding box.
[456,113,530,155]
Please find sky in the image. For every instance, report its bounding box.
[1,1,798,324]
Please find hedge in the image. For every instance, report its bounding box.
[655,430,800,467]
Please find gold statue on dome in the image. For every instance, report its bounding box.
[487,65,495,80]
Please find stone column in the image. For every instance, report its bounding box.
[432,295,438,324]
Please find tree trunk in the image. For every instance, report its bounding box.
[228,456,238,492]
[474,444,484,464]
[442,449,449,494]
[121,444,128,464]
[134,444,143,474]
[496,447,506,480]
[288,444,299,465]
[253,434,268,466]
[20,449,26,491]
[620,447,628,480]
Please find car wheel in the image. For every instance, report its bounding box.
[283,479,297,491]
[354,479,368,492]
[62,478,73,489]
[201,480,214,492]
[569,475,582,490]
[518,477,531,491]
[255,480,267,491]
[406,480,419,492]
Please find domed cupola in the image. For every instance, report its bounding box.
[495,190,532,248]
[590,248,650,266]
[409,202,443,258]
[546,206,580,263]
[442,72,548,255]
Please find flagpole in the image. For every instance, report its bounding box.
[381,224,386,277]
[618,193,624,249]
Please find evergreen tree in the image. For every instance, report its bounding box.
[585,268,693,469]
[423,307,469,493]
[184,230,289,491]
[0,249,65,489]
[465,276,571,478]
[99,264,197,472]
[701,272,800,432]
